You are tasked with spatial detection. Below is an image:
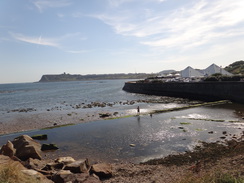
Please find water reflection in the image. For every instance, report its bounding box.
[0,104,243,163]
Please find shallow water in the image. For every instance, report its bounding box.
[1,103,243,163]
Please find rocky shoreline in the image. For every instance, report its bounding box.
[0,97,202,135]
[0,134,243,183]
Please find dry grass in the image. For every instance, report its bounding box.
[0,161,41,183]
[178,170,244,183]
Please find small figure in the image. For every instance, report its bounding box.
[137,106,140,115]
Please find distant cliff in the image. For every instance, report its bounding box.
[39,73,156,82]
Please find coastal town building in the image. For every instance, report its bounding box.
[181,66,204,78]
[202,64,232,76]
[180,64,232,78]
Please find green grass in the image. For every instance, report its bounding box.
[180,122,191,125]
[105,115,135,120]
[41,123,75,130]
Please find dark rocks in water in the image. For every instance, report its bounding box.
[113,112,119,116]
[41,144,59,151]
[208,131,214,134]
[222,131,227,135]
[99,113,111,118]
[9,108,36,113]
[31,134,48,140]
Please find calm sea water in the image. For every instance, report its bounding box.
[0,80,142,112]
[0,80,243,163]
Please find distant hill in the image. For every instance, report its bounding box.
[39,73,157,82]
[225,60,244,75]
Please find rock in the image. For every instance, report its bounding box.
[223,131,227,135]
[41,144,59,151]
[31,134,48,140]
[0,140,16,157]
[99,113,111,118]
[64,158,91,173]
[11,135,42,161]
[130,144,136,147]
[26,158,48,170]
[55,156,76,164]
[43,162,64,171]
[208,131,214,134]
[21,169,53,183]
[91,163,112,179]
[52,172,101,183]
[113,112,119,116]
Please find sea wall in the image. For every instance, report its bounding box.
[123,81,244,104]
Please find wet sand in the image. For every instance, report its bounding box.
[0,110,121,135]
[0,97,199,136]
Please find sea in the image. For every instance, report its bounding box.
[0,79,243,163]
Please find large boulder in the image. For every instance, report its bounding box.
[0,140,16,157]
[11,135,42,160]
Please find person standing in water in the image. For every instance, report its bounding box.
[137,106,140,115]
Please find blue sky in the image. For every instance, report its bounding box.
[0,0,244,83]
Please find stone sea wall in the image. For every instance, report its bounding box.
[123,81,244,104]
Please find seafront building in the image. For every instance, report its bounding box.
[180,63,232,78]
[154,63,233,83]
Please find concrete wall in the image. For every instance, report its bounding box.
[123,81,244,104]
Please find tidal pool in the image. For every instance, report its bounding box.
[0,103,243,163]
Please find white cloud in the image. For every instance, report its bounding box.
[96,0,244,51]
[9,32,86,50]
[32,0,72,12]
[10,32,59,47]
[66,50,88,54]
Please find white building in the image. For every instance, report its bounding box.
[203,64,232,76]
[181,66,204,78]
[181,64,232,78]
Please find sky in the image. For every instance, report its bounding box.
[0,0,244,83]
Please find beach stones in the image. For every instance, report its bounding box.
[55,157,76,164]
[52,171,101,183]
[63,158,91,173]
[91,163,112,179]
